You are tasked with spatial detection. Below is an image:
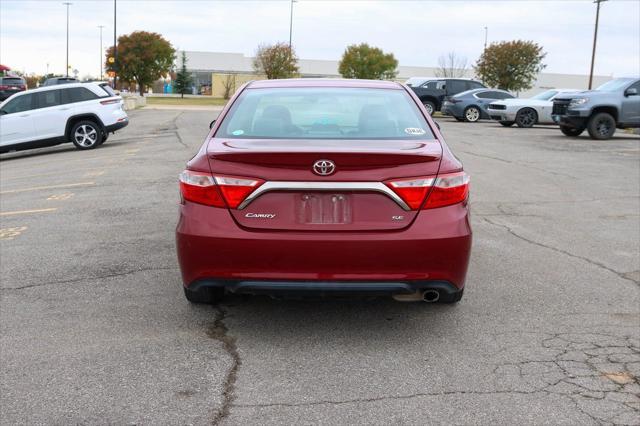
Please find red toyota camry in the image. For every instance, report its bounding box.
[176,79,471,304]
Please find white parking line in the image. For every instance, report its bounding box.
[0,182,95,195]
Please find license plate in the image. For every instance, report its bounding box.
[295,193,352,225]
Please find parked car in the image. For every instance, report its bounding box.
[552,77,640,139]
[442,88,514,122]
[488,89,583,128]
[176,79,471,305]
[0,82,128,153]
[408,78,486,115]
[0,76,27,101]
[42,77,79,86]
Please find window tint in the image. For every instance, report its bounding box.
[217,87,435,140]
[35,90,61,109]
[61,87,99,104]
[1,94,34,114]
[1,78,24,85]
[446,80,467,94]
[421,81,438,89]
[627,81,640,92]
[496,91,515,99]
[475,91,494,99]
[468,81,484,90]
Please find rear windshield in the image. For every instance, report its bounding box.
[99,84,117,97]
[1,78,24,84]
[216,87,434,140]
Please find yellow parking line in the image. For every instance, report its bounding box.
[0,182,95,195]
[0,208,58,217]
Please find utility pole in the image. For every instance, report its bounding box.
[289,0,296,49]
[588,0,607,89]
[113,0,117,89]
[63,2,72,77]
[98,25,104,80]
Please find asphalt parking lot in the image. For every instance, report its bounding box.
[1,108,639,425]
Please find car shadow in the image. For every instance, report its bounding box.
[218,294,462,342]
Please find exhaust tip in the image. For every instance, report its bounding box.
[423,290,440,303]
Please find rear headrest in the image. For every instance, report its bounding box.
[261,105,292,124]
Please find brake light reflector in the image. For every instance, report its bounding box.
[423,172,470,209]
[178,171,264,209]
[386,177,435,210]
[215,176,264,208]
[100,99,120,105]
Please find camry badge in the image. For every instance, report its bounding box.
[313,159,336,176]
[245,213,276,219]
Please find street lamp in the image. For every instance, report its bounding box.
[113,0,117,89]
[98,25,104,80]
[289,0,297,49]
[63,2,72,77]
[588,0,607,89]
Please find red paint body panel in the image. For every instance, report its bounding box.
[176,201,471,287]
[176,79,472,296]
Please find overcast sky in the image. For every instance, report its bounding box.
[1,0,638,79]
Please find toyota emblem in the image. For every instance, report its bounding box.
[312,159,336,176]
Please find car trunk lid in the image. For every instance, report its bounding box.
[207,138,442,231]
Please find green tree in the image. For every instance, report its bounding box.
[174,51,192,98]
[252,43,299,79]
[105,31,175,96]
[474,40,546,92]
[338,43,398,80]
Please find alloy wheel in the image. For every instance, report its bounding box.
[74,125,98,147]
[465,107,480,122]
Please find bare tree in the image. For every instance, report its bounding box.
[436,52,468,78]
[222,74,237,100]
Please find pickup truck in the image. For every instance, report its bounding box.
[552,77,640,140]
[408,78,485,115]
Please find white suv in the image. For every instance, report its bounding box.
[0,82,128,153]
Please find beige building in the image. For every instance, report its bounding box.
[177,50,612,98]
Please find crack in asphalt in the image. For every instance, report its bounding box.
[457,149,578,179]
[1,266,178,290]
[482,217,639,286]
[208,306,241,426]
[234,331,639,424]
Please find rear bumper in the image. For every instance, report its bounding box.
[176,201,472,290]
[189,278,461,298]
[105,118,129,133]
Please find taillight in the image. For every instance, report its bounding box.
[178,170,263,208]
[100,99,120,105]
[386,177,435,210]
[424,172,470,209]
[386,172,469,210]
[0,85,8,90]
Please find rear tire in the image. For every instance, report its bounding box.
[499,121,515,127]
[184,286,224,304]
[70,120,102,150]
[587,112,616,140]
[463,106,481,122]
[560,126,584,137]
[98,132,109,145]
[422,101,435,116]
[515,108,537,128]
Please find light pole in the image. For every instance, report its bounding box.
[63,2,72,77]
[588,0,607,89]
[484,26,488,51]
[113,0,117,89]
[98,25,104,80]
[288,0,297,49]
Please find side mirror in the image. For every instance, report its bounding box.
[625,88,638,97]
[0,110,6,116]
[209,119,216,129]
